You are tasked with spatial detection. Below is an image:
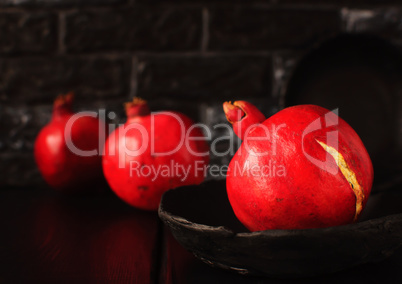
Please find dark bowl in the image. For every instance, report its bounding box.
[158,180,402,278]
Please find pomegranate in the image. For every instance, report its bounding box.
[102,98,209,211]
[223,101,374,231]
[34,92,107,193]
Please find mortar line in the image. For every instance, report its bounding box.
[129,56,138,100]
[58,12,66,55]
[201,8,210,53]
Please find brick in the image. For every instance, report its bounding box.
[65,8,202,52]
[0,56,131,104]
[0,12,57,55]
[136,55,272,101]
[342,8,402,39]
[277,0,402,6]
[3,0,399,7]
[209,9,341,51]
[135,0,258,3]
[0,0,126,7]
[0,105,51,153]
[142,0,402,5]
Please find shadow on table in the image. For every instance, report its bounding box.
[0,189,160,283]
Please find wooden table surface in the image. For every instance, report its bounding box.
[1,187,402,284]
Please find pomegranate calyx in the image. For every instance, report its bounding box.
[125,97,151,118]
[53,92,74,117]
[223,101,246,124]
[223,100,266,140]
[316,139,364,222]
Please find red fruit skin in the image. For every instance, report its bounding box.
[102,100,209,211]
[223,101,266,140]
[34,94,106,193]
[226,104,374,231]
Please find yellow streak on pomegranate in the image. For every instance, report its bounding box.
[316,140,364,222]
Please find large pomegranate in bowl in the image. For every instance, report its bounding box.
[223,101,374,231]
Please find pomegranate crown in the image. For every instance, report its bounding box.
[223,101,246,123]
[52,92,75,118]
[223,100,266,140]
[125,97,151,118]
[54,92,74,109]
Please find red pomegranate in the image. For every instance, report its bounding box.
[34,93,107,193]
[223,101,374,231]
[102,98,209,211]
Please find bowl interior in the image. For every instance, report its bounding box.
[161,179,247,233]
[161,179,402,233]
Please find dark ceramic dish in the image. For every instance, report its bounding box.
[158,180,402,278]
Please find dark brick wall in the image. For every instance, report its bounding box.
[208,9,341,50]
[64,8,202,52]
[0,56,131,104]
[0,12,57,55]
[136,55,272,101]
[1,0,402,187]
